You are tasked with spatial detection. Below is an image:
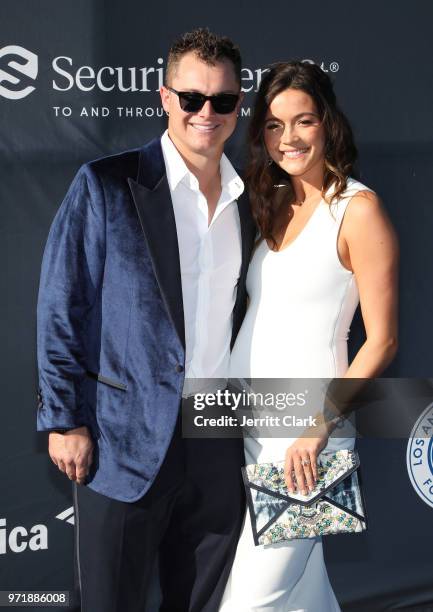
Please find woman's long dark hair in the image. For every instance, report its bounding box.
[246,61,357,247]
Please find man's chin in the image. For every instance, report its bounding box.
[170,130,226,160]
[189,140,224,157]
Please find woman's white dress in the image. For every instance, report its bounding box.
[220,179,372,612]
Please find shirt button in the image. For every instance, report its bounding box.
[175,364,184,373]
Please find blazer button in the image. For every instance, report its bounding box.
[175,364,184,373]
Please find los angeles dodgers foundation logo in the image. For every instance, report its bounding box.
[406,402,433,509]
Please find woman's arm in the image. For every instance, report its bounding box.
[284,190,399,494]
[340,190,399,376]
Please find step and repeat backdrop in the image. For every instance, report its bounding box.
[1,1,433,610]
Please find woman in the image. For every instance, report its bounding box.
[220,62,398,611]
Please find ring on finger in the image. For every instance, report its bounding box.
[301,459,311,467]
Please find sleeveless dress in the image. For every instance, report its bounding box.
[220,179,372,612]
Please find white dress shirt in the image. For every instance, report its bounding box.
[161,130,244,388]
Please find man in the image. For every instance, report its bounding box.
[36,28,256,612]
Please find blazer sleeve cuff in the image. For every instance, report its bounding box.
[36,403,89,432]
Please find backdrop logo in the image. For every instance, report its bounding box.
[0,518,48,554]
[0,46,339,116]
[406,402,433,509]
[0,45,38,99]
[55,506,74,526]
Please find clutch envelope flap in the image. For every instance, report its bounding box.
[242,450,367,544]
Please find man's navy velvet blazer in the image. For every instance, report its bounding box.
[36,137,256,502]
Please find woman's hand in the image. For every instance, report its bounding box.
[284,418,330,495]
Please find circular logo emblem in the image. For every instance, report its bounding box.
[406,402,433,509]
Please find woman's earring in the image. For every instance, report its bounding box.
[165,110,170,117]
[267,157,273,166]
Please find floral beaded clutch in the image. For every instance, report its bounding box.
[242,449,367,546]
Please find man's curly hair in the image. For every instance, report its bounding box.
[166,28,241,86]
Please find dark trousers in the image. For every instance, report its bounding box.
[72,425,245,612]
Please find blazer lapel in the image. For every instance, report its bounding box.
[237,188,254,279]
[230,185,256,348]
[127,138,185,349]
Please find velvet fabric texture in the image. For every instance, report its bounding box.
[37,137,256,502]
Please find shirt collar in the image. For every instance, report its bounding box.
[219,150,244,203]
[161,130,244,200]
[161,130,191,191]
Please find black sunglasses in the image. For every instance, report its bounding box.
[167,86,239,115]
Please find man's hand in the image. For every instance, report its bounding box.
[48,426,93,485]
